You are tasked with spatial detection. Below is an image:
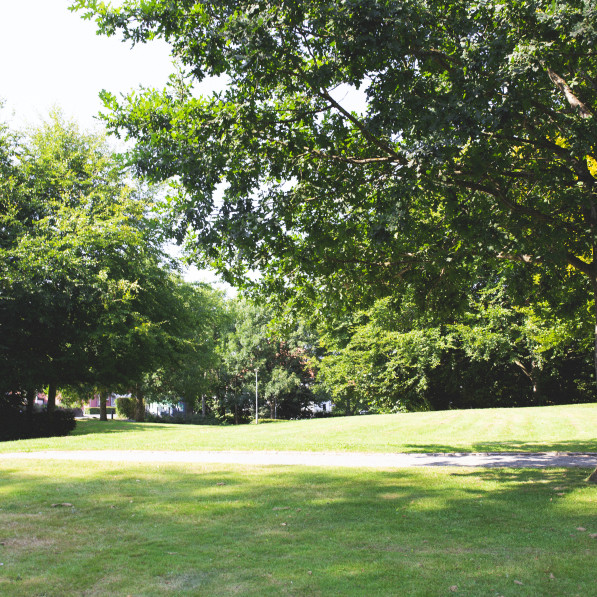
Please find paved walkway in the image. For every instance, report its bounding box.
[2,450,597,468]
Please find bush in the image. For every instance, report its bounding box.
[116,397,135,419]
[85,407,115,415]
[0,408,77,442]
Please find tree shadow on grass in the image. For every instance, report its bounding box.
[403,438,597,453]
[71,419,221,437]
[0,461,595,596]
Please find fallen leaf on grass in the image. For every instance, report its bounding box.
[556,493,565,496]
[307,571,312,575]
[280,523,287,526]
[589,534,597,539]
[576,527,586,532]
[449,585,458,592]
[216,482,226,486]
[513,580,523,585]
[51,503,73,508]
[549,573,555,580]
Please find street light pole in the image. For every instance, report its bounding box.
[255,368,259,424]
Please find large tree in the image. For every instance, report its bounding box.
[74,0,597,365]
[0,111,182,419]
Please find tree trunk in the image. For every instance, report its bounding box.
[593,279,597,395]
[134,387,145,422]
[201,395,206,418]
[47,382,57,416]
[99,389,108,422]
[26,387,36,419]
[588,280,597,483]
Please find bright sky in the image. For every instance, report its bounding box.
[0,0,176,130]
[0,0,233,291]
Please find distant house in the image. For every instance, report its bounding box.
[83,393,122,416]
[146,401,184,417]
[308,400,333,414]
[34,391,64,408]
[85,394,118,409]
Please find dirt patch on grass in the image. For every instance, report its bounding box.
[2,535,55,550]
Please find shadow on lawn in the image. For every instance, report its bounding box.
[0,463,595,596]
[72,420,186,436]
[403,438,597,453]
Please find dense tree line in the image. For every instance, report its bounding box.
[1,111,593,434]
[317,288,594,414]
[0,112,217,433]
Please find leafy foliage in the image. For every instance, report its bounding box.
[72,0,597,314]
[212,300,325,421]
[318,290,594,412]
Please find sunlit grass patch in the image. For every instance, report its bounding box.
[1,403,596,454]
[0,461,595,596]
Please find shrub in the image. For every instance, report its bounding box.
[0,408,77,442]
[85,407,115,415]
[116,397,135,419]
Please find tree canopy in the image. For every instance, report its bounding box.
[0,112,200,419]
[72,0,596,304]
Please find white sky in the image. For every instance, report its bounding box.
[0,0,232,291]
[0,0,175,130]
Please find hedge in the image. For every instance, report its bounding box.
[115,397,135,419]
[0,409,77,442]
[85,407,116,415]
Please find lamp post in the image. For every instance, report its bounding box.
[255,368,259,424]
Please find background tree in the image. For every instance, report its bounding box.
[134,281,229,419]
[0,111,192,423]
[318,285,594,414]
[213,301,323,422]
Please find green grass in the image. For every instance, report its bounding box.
[0,460,595,596]
[1,403,597,454]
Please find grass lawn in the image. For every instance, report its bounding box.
[1,403,596,454]
[0,460,595,597]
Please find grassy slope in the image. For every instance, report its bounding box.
[1,403,596,454]
[0,460,595,597]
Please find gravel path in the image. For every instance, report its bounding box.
[2,450,597,468]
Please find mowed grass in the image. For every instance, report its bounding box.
[0,460,595,597]
[1,403,596,454]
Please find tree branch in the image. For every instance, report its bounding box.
[315,88,407,165]
[567,253,595,278]
[545,66,593,118]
